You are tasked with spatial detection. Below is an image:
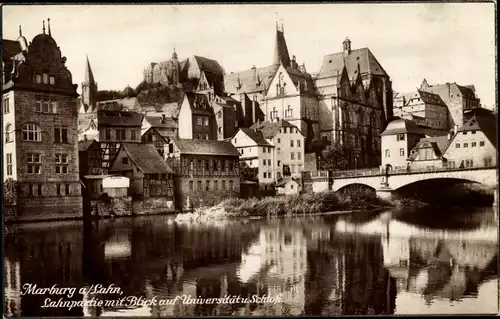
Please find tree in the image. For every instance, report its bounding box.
[319,141,350,171]
[4,178,18,206]
[239,161,258,182]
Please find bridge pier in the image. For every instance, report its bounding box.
[376,188,395,202]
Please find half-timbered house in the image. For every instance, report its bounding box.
[109,144,175,206]
[141,127,169,157]
[78,138,102,177]
[165,138,241,210]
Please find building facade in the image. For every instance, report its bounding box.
[231,128,275,188]
[393,90,449,131]
[178,92,217,140]
[419,79,481,128]
[165,139,241,210]
[251,119,305,180]
[2,22,82,220]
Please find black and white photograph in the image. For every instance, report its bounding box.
[2,3,498,317]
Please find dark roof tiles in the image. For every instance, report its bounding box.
[172,138,240,157]
[238,128,272,146]
[121,143,174,174]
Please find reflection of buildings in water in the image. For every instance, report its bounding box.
[104,230,132,260]
[4,258,21,317]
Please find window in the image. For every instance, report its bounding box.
[131,130,136,141]
[297,152,301,160]
[3,96,10,114]
[56,184,61,196]
[42,97,50,113]
[55,153,69,174]
[277,138,281,143]
[38,184,43,196]
[105,128,111,140]
[290,140,294,147]
[277,148,281,154]
[291,164,295,173]
[49,76,55,85]
[22,124,42,141]
[455,143,460,148]
[6,153,12,176]
[36,74,42,83]
[463,143,468,148]
[204,134,209,140]
[122,157,129,164]
[205,160,210,171]
[30,184,37,197]
[5,124,12,143]
[385,149,390,158]
[214,180,218,190]
[297,140,301,147]
[400,148,405,156]
[270,107,279,120]
[269,172,272,179]
[397,134,405,141]
[463,131,467,135]
[229,160,234,171]
[214,160,219,171]
[291,152,295,160]
[116,128,126,141]
[263,172,267,178]
[50,101,58,113]
[465,159,474,168]
[222,180,226,190]
[484,157,493,167]
[284,127,287,134]
[286,105,293,118]
[218,112,222,119]
[205,180,210,191]
[234,138,237,144]
[471,131,476,134]
[197,116,202,125]
[27,153,41,174]
[262,159,266,166]
[42,73,48,84]
[268,159,271,165]
[203,117,209,126]
[197,181,202,190]
[229,180,234,190]
[277,160,281,167]
[471,142,476,147]
[54,126,69,143]
[218,127,222,134]
[65,184,70,196]
[480,141,485,147]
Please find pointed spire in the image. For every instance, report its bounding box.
[42,20,46,34]
[272,22,291,67]
[47,18,51,36]
[19,25,22,37]
[84,54,96,86]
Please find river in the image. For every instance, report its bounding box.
[4,206,499,316]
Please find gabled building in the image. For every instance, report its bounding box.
[141,127,168,157]
[178,92,217,140]
[142,115,178,141]
[78,138,102,177]
[394,90,449,131]
[442,108,497,169]
[231,128,275,188]
[251,119,305,180]
[109,143,175,209]
[419,79,481,128]
[2,21,82,220]
[97,110,143,172]
[407,136,451,170]
[165,138,241,210]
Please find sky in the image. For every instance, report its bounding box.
[3,4,497,108]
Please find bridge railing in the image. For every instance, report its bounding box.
[330,168,381,178]
[387,163,497,175]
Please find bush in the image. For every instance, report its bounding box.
[4,178,18,206]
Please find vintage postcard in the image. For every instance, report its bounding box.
[2,3,498,317]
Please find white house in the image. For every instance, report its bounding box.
[250,119,305,179]
[442,108,497,169]
[231,128,275,188]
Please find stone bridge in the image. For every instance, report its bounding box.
[305,166,498,205]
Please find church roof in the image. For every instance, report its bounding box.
[317,47,388,80]
[84,55,96,85]
[183,92,213,115]
[273,28,291,67]
[192,55,225,75]
[171,138,241,157]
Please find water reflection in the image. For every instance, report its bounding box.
[4,207,499,317]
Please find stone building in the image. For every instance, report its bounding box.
[224,24,394,169]
[165,138,241,211]
[178,92,217,140]
[2,21,82,220]
[393,90,449,132]
[419,79,481,128]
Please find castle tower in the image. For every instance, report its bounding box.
[343,37,351,56]
[81,55,98,111]
[272,22,291,67]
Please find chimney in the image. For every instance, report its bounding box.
[84,134,88,141]
[162,114,167,124]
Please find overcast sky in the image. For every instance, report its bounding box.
[3,4,496,108]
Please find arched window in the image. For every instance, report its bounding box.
[286,105,293,118]
[271,107,279,120]
[22,124,42,141]
[5,123,12,143]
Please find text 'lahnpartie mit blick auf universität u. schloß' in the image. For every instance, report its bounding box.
[21,283,284,310]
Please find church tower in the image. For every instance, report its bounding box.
[272,22,291,67]
[81,55,98,111]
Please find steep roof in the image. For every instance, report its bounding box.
[457,109,497,146]
[84,55,96,86]
[2,39,22,62]
[172,138,240,156]
[202,71,224,95]
[409,136,451,160]
[120,143,174,174]
[273,29,291,67]
[78,139,98,152]
[396,90,447,107]
[317,47,388,80]
[97,110,143,127]
[224,64,279,94]
[420,82,478,100]
[238,128,272,146]
[184,92,213,115]
[145,116,178,129]
[192,55,224,75]
[250,119,302,139]
[274,177,300,187]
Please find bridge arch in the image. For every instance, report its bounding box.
[336,183,377,194]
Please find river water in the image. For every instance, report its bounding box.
[4,206,499,316]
